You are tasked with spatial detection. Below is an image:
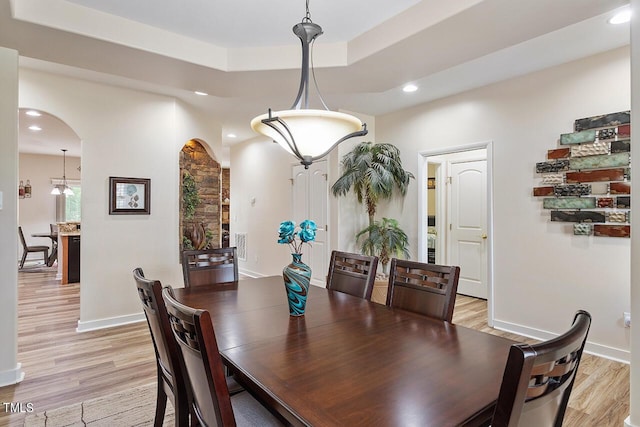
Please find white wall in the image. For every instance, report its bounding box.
[18,68,222,330]
[628,0,639,424]
[18,153,80,262]
[0,47,23,386]
[376,47,631,360]
[230,136,294,276]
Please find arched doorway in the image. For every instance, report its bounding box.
[18,107,81,277]
[179,139,222,250]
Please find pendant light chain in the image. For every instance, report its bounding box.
[62,149,67,183]
[303,0,312,22]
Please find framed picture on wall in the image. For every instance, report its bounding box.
[427,177,436,189]
[109,177,151,215]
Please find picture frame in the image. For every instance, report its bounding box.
[427,177,436,190]
[109,177,151,215]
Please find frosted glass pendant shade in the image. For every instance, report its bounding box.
[251,109,364,159]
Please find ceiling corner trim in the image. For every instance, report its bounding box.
[347,0,483,64]
[11,0,230,71]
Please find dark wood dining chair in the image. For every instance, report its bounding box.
[18,226,49,269]
[133,268,190,427]
[326,250,378,300]
[182,247,238,287]
[386,258,460,322]
[162,286,283,427]
[492,310,592,427]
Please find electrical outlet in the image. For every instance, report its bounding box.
[623,312,631,328]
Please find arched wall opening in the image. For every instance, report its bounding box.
[179,139,222,251]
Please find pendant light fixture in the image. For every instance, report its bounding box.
[51,149,74,196]
[250,0,368,168]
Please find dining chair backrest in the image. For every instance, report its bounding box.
[133,268,189,426]
[386,259,460,322]
[18,226,27,247]
[162,286,236,427]
[492,310,591,427]
[18,226,50,269]
[326,250,378,300]
[182,247,239,287]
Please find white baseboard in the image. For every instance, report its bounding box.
[492,319,630,364]
[238,269,266,279]
[76,312,145,333]
[0,363,25,387]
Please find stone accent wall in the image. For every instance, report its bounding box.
[179,140,221,249]
[221,168,230,247]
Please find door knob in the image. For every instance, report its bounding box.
[481,233,487,239]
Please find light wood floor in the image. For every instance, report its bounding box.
[0,270,629,426]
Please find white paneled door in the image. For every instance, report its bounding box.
[292,161,328,287]
[448,159,488,299]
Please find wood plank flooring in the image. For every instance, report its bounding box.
[0,270,630,426]
[0,270,157,427]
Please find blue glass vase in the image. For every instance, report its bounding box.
[283,253,311,316]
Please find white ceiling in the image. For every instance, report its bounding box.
[2,0,631,159]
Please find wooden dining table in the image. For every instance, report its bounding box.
[172,276,516,427]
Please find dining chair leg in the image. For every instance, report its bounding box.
[153,381,167,427]
[19,251,27,269]
[48,244,58,267]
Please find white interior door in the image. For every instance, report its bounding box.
[292,161,328,287]
[448,159,488,299]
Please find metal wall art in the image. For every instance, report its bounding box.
[534,110,631,237]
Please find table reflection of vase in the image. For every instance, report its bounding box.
[283,253,311,316]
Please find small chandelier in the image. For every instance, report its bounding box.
[250,0,368,168]
[51,149,74,196]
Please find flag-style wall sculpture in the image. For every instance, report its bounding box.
[534,111,631,238]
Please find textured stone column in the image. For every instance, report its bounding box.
[179,140,222,249]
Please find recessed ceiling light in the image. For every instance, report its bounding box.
[28,125,42,131]
[227,133,237,138]
[402,84,418,93]
[25,110,41,117]
[194,91,208,96]
[609,9,631,24]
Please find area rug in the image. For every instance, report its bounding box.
[23,383,175,426]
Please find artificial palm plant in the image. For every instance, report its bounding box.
[356,217,409,275]
[331,142,414,227]
[332,142,414,274]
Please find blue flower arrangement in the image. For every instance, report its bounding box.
[278,220,317,254]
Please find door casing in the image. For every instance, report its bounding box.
[418,141,494,326]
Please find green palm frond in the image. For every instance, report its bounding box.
[331,141,414,220]
[356,217,410,274]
